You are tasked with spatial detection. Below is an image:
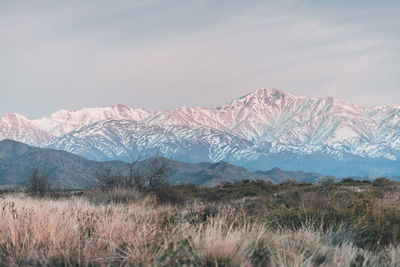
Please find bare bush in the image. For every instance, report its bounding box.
[95,168,129,189]
[139,156,171,191]
[95,155,171,193]
[26,168,53,196]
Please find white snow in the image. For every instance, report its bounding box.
[1,88,400,161]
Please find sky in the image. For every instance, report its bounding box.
[1,0,400,118]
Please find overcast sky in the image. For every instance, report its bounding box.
[1,0,400,118]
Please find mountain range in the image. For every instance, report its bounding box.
[0,139,330,188]
[1,88,400,177]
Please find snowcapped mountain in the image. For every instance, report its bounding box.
[33,104,152,136]
[1,88,400,177]
[0,113,52,145]
[45,119,265,164]
[146,88,400,160]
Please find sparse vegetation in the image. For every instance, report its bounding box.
[26,168,54,197]
[94,156,173,205]
[0,179,399,266]
[95,156,170,191]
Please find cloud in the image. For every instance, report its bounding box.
[0,0,399,118]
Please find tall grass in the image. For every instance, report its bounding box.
[0,194,399,266]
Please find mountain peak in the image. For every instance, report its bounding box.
[33,104,153,136]
[227,88,296,108]
[1,112,29,121]
[244,88,293,99]
[111,103,130,111]
[255,87,287,95]
[270,167,283,172]
[0,113,52,145]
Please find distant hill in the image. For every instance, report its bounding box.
[0,139,128,188]
[1,140,334,188]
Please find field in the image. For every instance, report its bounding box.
[0,179,399,266]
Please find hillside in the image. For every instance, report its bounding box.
[0,140,330,188]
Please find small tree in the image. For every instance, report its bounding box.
[27,168,53,196]
[95,155,171,192]
[95,168,129,189]
[141,156,171,191]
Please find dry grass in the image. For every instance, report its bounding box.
[0,194,399,266]
[378,189,400,207]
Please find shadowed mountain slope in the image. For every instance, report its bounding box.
[0,140,333,188]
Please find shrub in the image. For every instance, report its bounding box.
[95,168,129,189]
[86,187,143,204]
[26,168,53,196]
[372,177,391,187]
[95,156,171,193]
[342,178,355,184]
[153,186,185,205]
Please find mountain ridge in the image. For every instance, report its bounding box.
[1,88,400,177]
[0,139,332,188]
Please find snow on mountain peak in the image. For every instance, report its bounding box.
[2,112,29,121]
[229,88,293,106]
[0,113,51,145]
[248,88,292,99]
[1,88,400,164]
[33,104,153,136]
